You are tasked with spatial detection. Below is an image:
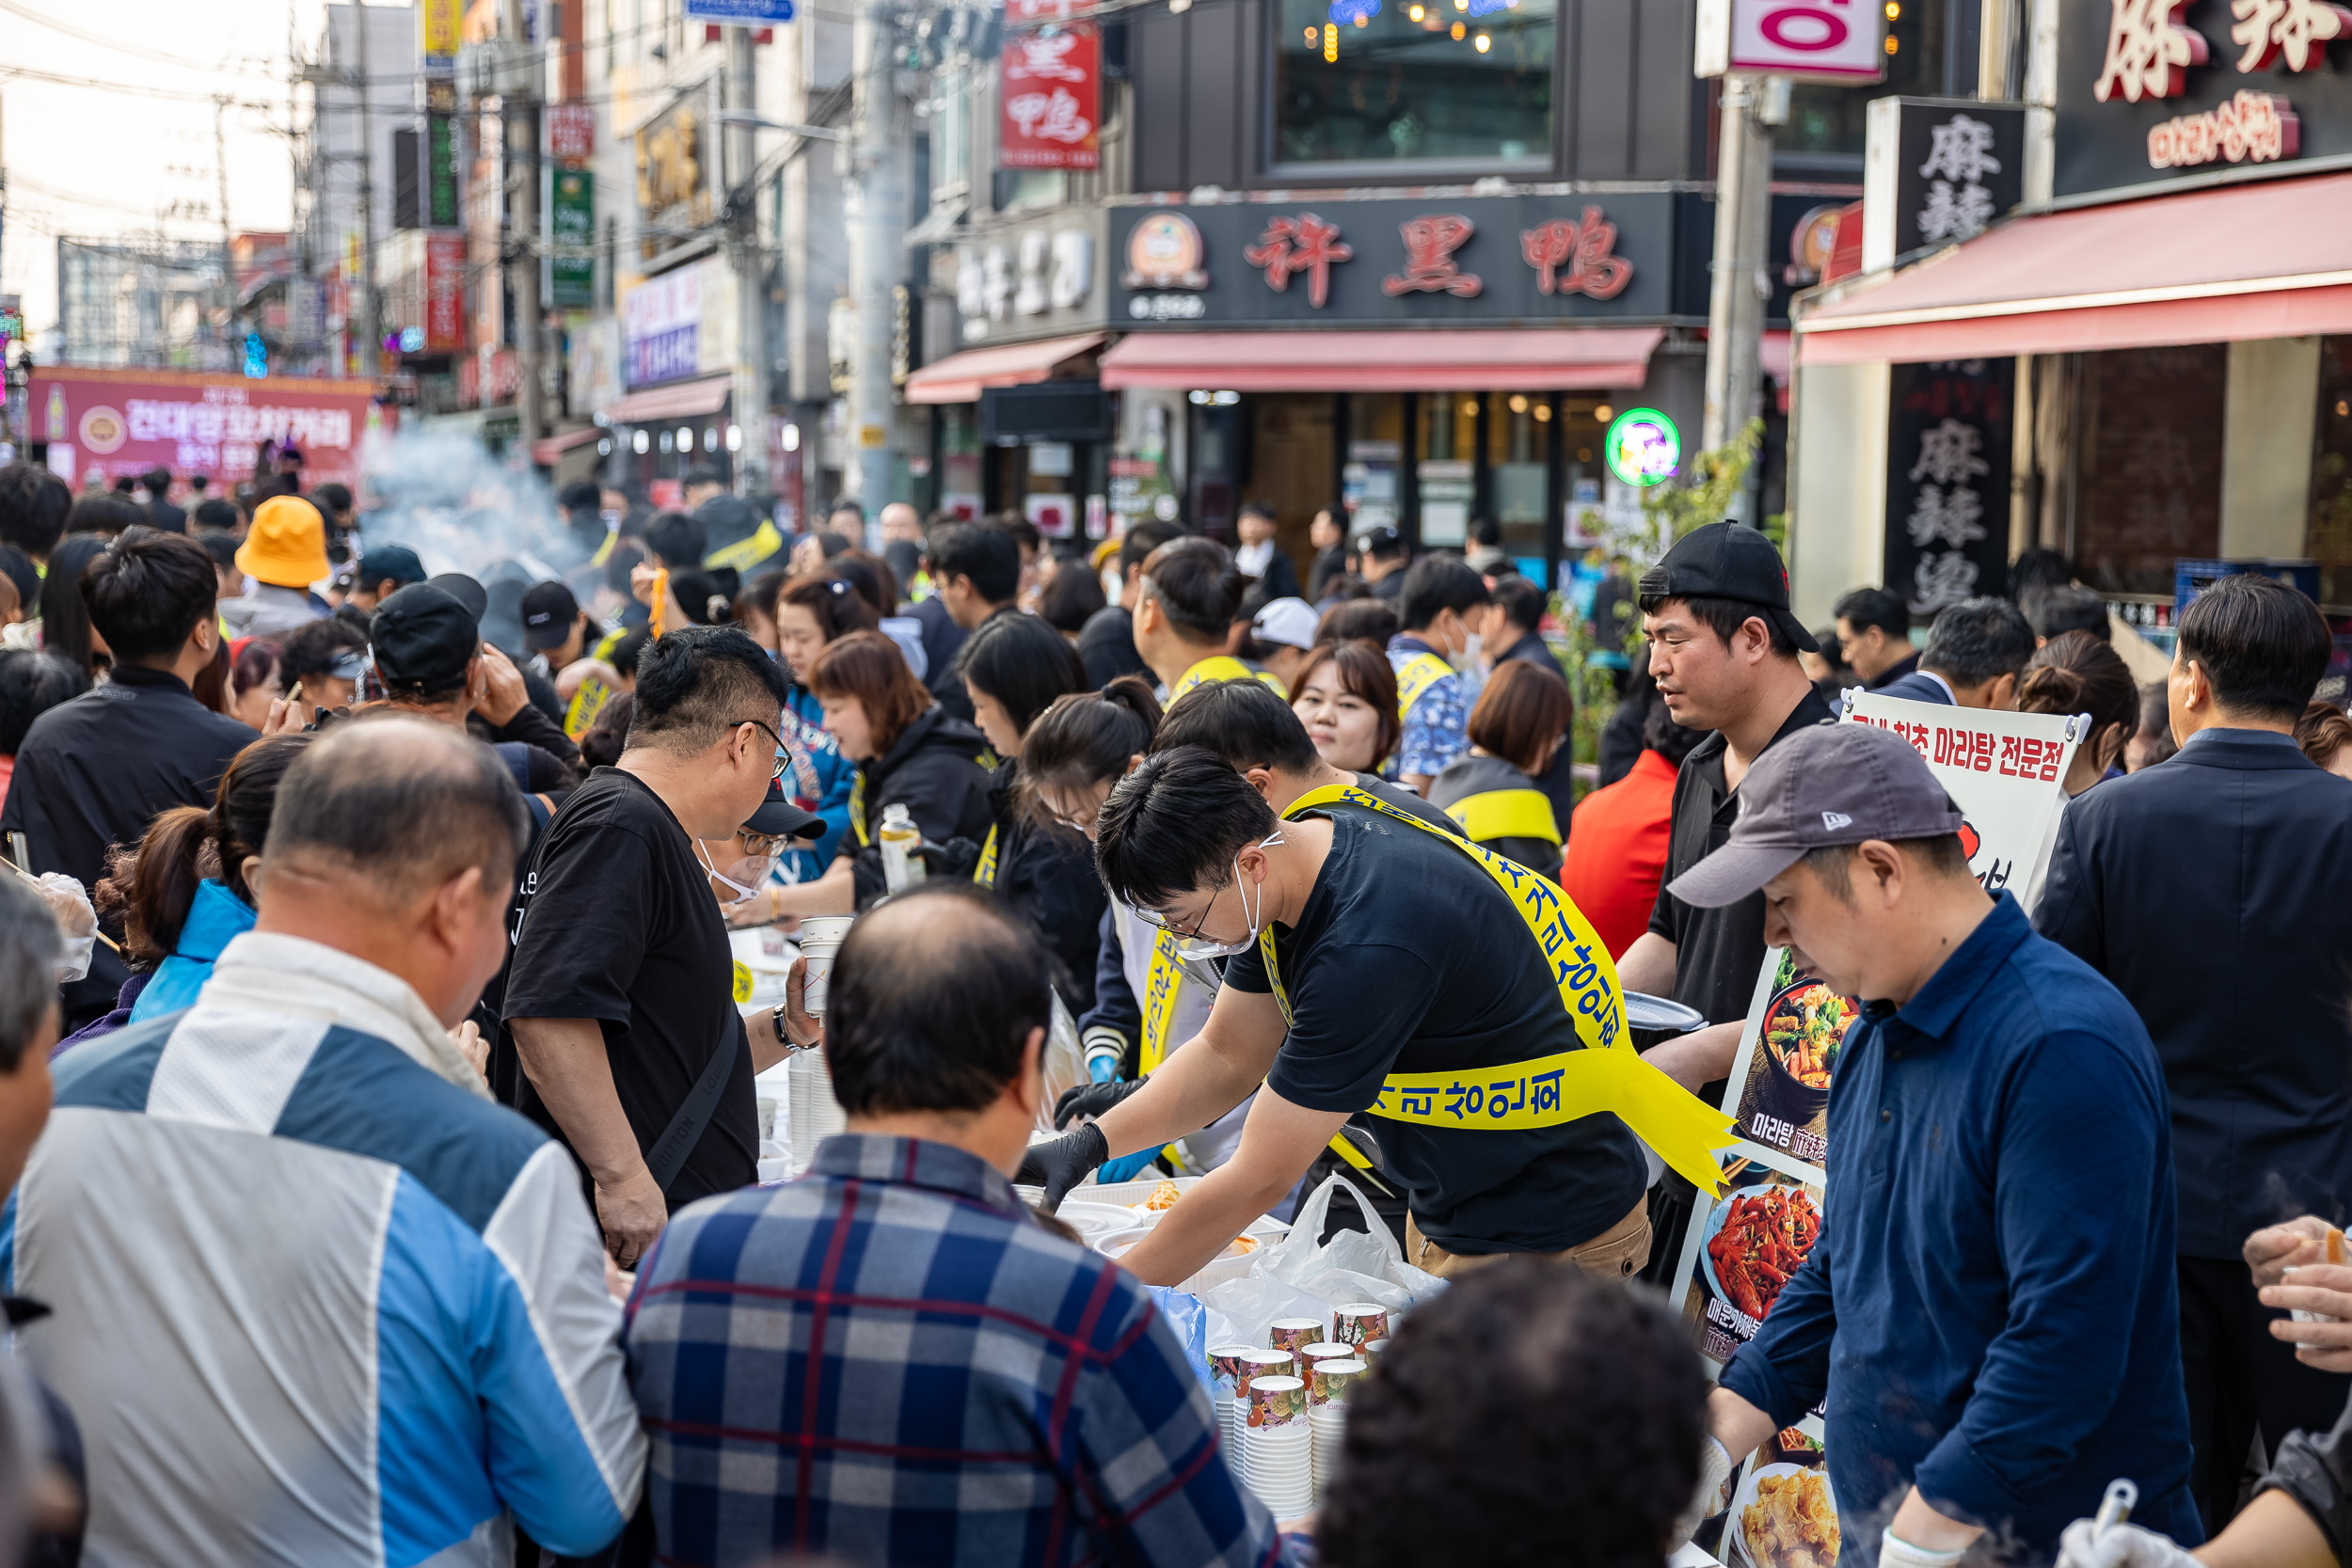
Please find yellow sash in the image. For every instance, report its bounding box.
[562,673,615,740]
[974,824,1000,886]
[704,518,786,574]
[1170,655,1288,703]
[1265,784,1733,1194]
[1392,652,1454,720]
[849,771,869,847]
[1444,787,1561,847]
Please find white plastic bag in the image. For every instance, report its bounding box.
[1199,1273,1346,1349]
[1253,1173,1447,1315]
[1036,990,1089,1135]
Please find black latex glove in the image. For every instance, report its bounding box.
[1055,1074,1150,1130]
[917,837,982,880]
[1015,1123,1107,1212]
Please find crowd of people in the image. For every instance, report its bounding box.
[0,447,2350,1568]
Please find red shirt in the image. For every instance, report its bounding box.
[1561,748,1680,959]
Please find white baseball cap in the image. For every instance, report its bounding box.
[1250,596,1320,651]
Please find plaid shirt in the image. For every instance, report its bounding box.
[624,1132,1292,1568]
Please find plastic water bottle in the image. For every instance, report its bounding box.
[878,802,926,894]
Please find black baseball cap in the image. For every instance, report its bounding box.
[427,572,489,623]
[1665,722,1965,908]
[370,584,480,688]
[521,581,580,651]
[1645,522,1820,654]
[1354,524,1405,558]
[743,780,826,841]
[357,545,426,589]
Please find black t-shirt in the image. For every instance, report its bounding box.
[1225,800,1647,1253]
[1645,686,1837,1037]
[502,768,757,1210]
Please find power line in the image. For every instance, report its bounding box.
[0,0,280,78]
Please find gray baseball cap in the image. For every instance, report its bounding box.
[1665,721,1965,908]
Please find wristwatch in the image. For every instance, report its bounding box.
[770,1002,815,1053]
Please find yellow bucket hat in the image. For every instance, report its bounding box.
[235,496,332,590]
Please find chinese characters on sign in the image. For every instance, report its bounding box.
[999,24,1100,170]
[2148,88,2301,165]
[1915,114,2002,244]
[2094,0,2211,100]
[1519,207,1634,298]
[2228,0,2350,71]
[1380,215,1481,297]
[548,103,596,165]
[1244,214,1353,308]
[1883,359,2013,618]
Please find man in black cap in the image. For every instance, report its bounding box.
[1667,721,2198,1568]
[1357,525,1409,602]
[431,569,565,726]
[521,581,596,676]
[347,545,426,613]
[1614,522,1832,1101]
[369,583,580,792]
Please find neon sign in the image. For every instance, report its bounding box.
[1604,407,1679,487]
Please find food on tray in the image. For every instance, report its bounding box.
[1230,1234,1257,1254]
[1765,983,1851,1089]
[1742,1469,1840,1568]
[1146,1180,1184,1212]
[1708,1185,1823,1322]
[1773,1427,1822,1462]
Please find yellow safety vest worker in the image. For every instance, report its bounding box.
[973,824,999,886]
[1443,787,1562,848]
[1264,783,1734,1194]
[704,518,787,574]
[1169,655,1288,704]
[1391,651,1454,721]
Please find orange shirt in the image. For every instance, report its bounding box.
[1561,748,1681,960]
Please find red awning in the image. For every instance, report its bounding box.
[529,426,604,466]
[604,373,734,423]
[1097,327,1665,392]
[904,331,1108,404]
[1796,171,2352,367]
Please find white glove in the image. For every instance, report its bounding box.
[1878,1529,1967,1568]
[1670,1435,1734,1548]
[2054,1518,2201,1568]
[35,873,96,983]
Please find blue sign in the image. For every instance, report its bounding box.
[628,325,699,388]
[682,0,794,21]
[244,332,269,380]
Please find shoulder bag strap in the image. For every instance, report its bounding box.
[644,1021,747,1193]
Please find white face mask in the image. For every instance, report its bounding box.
[698,840,773,902]
[1453,631,1484,673]
[1170,831,1284,960]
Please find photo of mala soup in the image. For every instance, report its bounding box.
[1729,955,1860,1169]
[1678,1165,1828,1369]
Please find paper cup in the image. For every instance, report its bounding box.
[1209,1344,1260,1400]
[1268,1318,1323,1357]
[1359,1338,1389,1366]
[797,916,856,1017]
[1309,1357,1366,1405]
[1246,1374,1308,1431]
[1239,1348,1296,1381]
[1298,1340,1354,1369]
[1333,1304,1390,1347]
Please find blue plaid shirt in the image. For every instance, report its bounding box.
[624,1132,1293,1568]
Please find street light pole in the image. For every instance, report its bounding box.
[504,0,545,454]
[844,0,902,536]
[729,25,768,499]
[355,0,377,379]
[1701,72,1783,479]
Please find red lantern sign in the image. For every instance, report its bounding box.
[999,24,1100,170]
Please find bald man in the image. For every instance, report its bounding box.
[879,500,924,547]
[11,721,645,1564]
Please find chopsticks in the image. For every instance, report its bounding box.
[3,855,125,954]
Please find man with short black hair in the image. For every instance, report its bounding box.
[1076,516,1178,688]
[346,543,427,613]
[626,884,1294,1568]
[0,463,72,566]
[1307,506,1347,603]
[11,720,646,1564]
[1672,721,2199,1567]
[1832,585,1916,688]
[929,519,1023,630]
[369,583,580,792]
[1356,524,1408,601]
[1389,556,1490,794]
[2025,583,2111,645]
[139,467,185,534]
[310,481,355,562]
[1880,596,2035,708]
[1134,536,1284,702]
[506,625,798,1267]
[521,579,594,673]
[2037,573,2352,1533]
[1234,500,1303,601]
[644,512,706,573]
[276,613,370,711]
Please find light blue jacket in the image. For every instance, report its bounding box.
[127,878,255,1022]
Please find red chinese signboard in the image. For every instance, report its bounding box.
[1244,213,1353,309]
[29,367,383,491]
[547,103,596,165]
[1381,214,1481,297]
[999,24,1099,170]
[425,233,469,354]
[1519,206,1634,298]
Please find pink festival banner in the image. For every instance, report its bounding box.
[29,367,389,493]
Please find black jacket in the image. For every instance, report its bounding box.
[1308,544,1347,604]
[911,597,976,723]
[2035,728,2352,1259]
[144,499,187,534]
[2263,1390,2352,1564]
[1,666,257,1028]
[1076,605,1149,689]
[692,493,768,562]
[983,772,1105,1012]
[849,705,996,904]
[1246,549,1303,603]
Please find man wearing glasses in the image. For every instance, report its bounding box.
[506,625,813,1267]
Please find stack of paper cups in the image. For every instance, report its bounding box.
[1233,1350,1296,1461]
[1208,1345,1258,1470]
[1297,1341,1354,1381]
[1239,1375,1313,1517]
[1308,1357,1364,1501]
[797,916,856,1017]
[1332,1304,1391,1349]
[785,1048,848,1168]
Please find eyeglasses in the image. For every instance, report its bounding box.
[1135,879,1223,941]
[739,831,790,856]
[735,718,790,780]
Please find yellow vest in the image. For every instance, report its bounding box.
[1170,655,1288,704]
[1265,784,1734,1194]
[704,518,786,574]
[1392,652,1454,720]
[1443,787,1562,847]
[973,823,999,886]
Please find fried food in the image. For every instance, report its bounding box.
[1741,1469,1840,1568]
[1766,984,1851,1089]
[1708,1186,1822,1322]
[1145,1180,1183,1212]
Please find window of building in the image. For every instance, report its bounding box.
[1780,0,1947,160]
[1273,0,1555,170]
[2070,344,2225,598]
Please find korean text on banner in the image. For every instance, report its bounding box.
[420,0,463,72]
[999,24,1101,170]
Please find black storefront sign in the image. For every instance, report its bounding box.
[1109,193,1677,330]
[1874,99,2026,255]
[2056,0,2352,197]
[1884,359,2014,616]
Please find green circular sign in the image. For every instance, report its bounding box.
[1604,407,1680,488]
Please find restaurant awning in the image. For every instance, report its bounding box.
[603,373,734,424]
[529,426,604,466]
[904,332,1108,405]
[1796,171,2352,367]
[1099,327,1664,392]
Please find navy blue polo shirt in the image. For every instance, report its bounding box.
[1718,894,2201,1555]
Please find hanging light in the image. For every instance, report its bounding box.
[1508,393,1529,414]
[1450,20,1465,37]
[1532,403,1552,422]
[1885,33,1899,51]
[1305,24,1319,42]
[1593,404,1613,423]
[631,428,649,453]
[1473,30,1489,49]
[781,422,802,452]
[1407,5,1423,17]
[725,424,743,451]
[1324,21,1338,59]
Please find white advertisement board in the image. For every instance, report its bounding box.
[1696,0,1888,81]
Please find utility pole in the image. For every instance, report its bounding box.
[215,97,236,371]
[356,0,378,379]
[844,0,902,533]
[1700,72,1784,483]
[729,26,769,499]
[504,0,545,454]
